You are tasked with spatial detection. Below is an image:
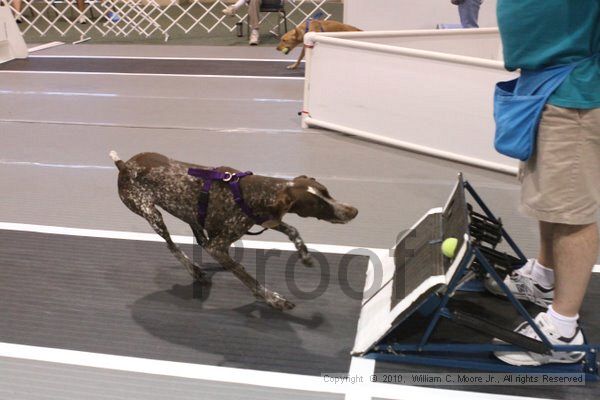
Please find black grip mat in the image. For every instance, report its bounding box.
[0,230,367,376]
[0,57,305,78]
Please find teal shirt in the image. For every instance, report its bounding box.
[497,0,600,109]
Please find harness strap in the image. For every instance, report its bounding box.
[188,168,272,231]
[188,168,219,227]
[228,172,271,225]
[305,18,324,33]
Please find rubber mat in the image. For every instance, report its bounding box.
[0,57,304,77]
[0,230,367,376]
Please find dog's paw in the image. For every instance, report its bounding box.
[192,269,211,285]
[286,64,299,70]
[301,255,315,268]
[266,292,296,311]
[195,277,212,286]
[274,298,296,311]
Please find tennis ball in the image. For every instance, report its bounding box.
[282,47,290,55]
[441,238,458,258]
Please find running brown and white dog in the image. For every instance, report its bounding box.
[276,20,361,70]
[110,151,358,310]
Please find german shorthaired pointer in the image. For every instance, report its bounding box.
[109,151,358,310]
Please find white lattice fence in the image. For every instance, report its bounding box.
[6,0,331,41]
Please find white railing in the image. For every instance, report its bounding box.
[302,28,519,175]
[5,0,331,41]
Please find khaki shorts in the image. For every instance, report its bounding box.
[519,104,600,225]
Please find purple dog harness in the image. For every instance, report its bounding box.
[305,18,325,33]
[188,168,270,234]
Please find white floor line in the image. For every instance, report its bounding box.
[28,54,305,63]
[0,158,520,188]
[346,357,376,400]
[0,119,304,133]
[0,89,303,103]
[1,222,598,273]
[0,160,114,170]
[0,222,387,259]
[28,42,65,53]
[0,70,304,80]
[0,343,545,400]
[0,161,480,187]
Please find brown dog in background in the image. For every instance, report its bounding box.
[276,20,361,70]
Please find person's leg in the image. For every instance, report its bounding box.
[11,0,22,20]
[11,0,22,11]
[458,0,482,28]
[526,221,556,289]
[248,0,261,44]
[495,221,597,365]
[495,105,600,365]
[484,224,554,306]
[527,106,600,317]
[551,222,598,316]
[248,0,260,30]
[537,221,555,268]
[534,220,597,337]
[76,0,87,23]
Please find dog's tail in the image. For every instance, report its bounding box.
[109,150,126,172]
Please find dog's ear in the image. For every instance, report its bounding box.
[263,185,294,228]
[293,175,316,182]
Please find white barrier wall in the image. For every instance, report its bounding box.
[0,6,27,64]
[302,28,518,175]
[344,0,498,30]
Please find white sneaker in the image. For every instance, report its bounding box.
[484,259,553,307]
[222,6,237,16]
[249,29,260,45]
[494,312,585,366]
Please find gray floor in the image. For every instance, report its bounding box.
[29,43,294,58]
[1,45,528,252]
[1,44,597,399]
[0,357,341,400]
